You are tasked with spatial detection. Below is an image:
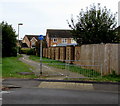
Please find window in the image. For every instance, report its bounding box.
[53,38,57,42]
[62,38,67,43]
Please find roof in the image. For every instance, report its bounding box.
[25,35,46,41]
[25,35,39,41]
[46,29,73,38]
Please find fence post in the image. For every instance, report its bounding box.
[100,64,103,77]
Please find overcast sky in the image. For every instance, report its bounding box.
[1,0,120,39]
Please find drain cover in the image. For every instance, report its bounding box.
[2,85,21,90]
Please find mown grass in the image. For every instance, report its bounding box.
[29,55,66,69]
[0,63,2,78]
[2,56,38,78]
[29,55,120,82]
[65,75,120,82]
[0,57,2,77]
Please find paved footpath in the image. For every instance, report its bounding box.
[17,54,119,92]
[19,54,84,80]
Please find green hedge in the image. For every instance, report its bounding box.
[20,48,35,55]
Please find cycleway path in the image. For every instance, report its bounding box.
[19,54,84,80]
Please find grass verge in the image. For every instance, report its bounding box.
[2,56,38,79]
[29,55,120,82]
[0,57,2,78]
[65,76,120,82]
[29,55,100,77]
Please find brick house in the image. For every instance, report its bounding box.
[22,35,39,48]
[46,29,77,47]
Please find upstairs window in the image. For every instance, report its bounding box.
[53,38,57,43]
[62,38,67,43]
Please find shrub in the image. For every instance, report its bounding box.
[108,71,118,77]
[20,48,30,54]
[27,48,35,55]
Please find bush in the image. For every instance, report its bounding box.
[27,48,35,55]
[107,71,119,77]
[20,48,36,55]
[20,48,30,54]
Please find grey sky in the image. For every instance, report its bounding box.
[1,0,120,39]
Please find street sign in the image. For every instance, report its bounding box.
[38,35,44,40]
[38,35,44,75]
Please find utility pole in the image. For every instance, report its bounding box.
[38,35,44,75]
[18,23,23,55]
[40,39,42,75]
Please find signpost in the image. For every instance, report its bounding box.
[38,35,44,75]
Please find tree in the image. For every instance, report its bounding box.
[115,26,120,42]
[67,3,119,45]
[1,21,17,57]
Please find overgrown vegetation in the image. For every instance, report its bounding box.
[2,56,37,78]
[20,48,36,55]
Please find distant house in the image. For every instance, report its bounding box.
[22,35,39,48]
[17,40,22,47]
[22,35,47,48]
[46,29,77,47]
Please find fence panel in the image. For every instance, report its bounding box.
[40,59,102,79]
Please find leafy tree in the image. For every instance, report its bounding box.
[67,3,119,45]
[1,21,17,57]
[115,26,120,42]
[0,26,2,58]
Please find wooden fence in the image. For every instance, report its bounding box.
[43,44,120,75]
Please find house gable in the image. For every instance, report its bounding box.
[46,29,73,38]
[30,37,38,48]
[22,35,31,48]
[46,29,77,47]
[22,35,39,48]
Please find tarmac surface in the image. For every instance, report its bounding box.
[1,54,119,105]
[2,87,119,104]
[2,78,119,92]
[2,79,119,104]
